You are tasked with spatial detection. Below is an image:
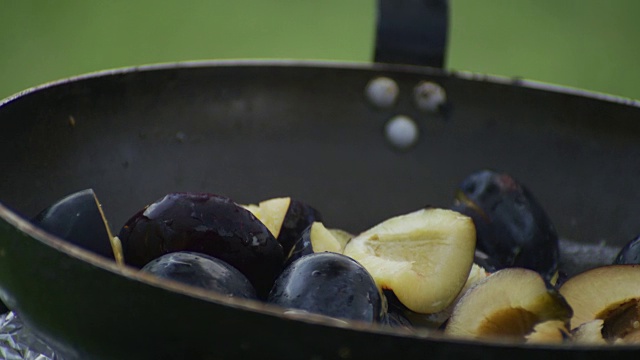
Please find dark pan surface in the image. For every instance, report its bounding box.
[1,61,640,359]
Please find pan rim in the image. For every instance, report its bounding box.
[1,59,639,109]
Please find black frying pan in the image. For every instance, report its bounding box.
[1,1,640,359]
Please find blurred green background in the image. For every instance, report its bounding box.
[1,0,639,100]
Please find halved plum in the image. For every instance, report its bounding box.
[118,192,284,298]
[445,268,572,343]
[244,197,323,256]
[32,188,122,263]
[286,222,350,266]
[343,208,476,314]
[559,265,640,344]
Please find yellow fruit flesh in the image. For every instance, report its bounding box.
[343,208,476,314]
[241,197,291,238]
[309,222,343,254]
[445,268,571,341]
[559,265,640,333]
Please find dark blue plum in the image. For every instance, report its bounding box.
[614,234,640,265]
[118,192,283,299]
[268,252,383,323]
[277,199,322,256]
[142,252,256,299]
[284,224,313,267]
[32,189,115,259]
[452,170,559,281]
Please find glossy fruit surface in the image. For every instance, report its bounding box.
[452,169,559,280]
[32,188,116,259]
[268,252,383,323]
[277,199,323,256]
[343,208,476,314]
[286,222,346,266]
[142,251,256,299]
[118,192,284,298]
[613,235,640,265]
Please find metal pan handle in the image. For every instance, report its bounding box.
[374,0,449,68]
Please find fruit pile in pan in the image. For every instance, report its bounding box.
[31,170,640,345]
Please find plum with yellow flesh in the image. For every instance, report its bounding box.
[525,320,571,344]
[445,268,572,342]
[118,193,283,299]
[286,222,348,265]
[559,264,640,344]
[385,263,490,329]
[241,197,290,238]
[343,208,476,314]
[243,197,322,256]
[33,188,122,263]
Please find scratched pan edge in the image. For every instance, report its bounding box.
[1,61,640,359]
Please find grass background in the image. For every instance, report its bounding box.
[1,0,639,100]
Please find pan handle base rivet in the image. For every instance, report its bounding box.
[414,81,446,112]
[384,115,419,149]
[365,77,399,108]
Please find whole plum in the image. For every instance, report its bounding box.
[268,252,384,323]
[452,170,559,280]
[142,251,256,299]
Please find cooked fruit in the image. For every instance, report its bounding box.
[327,228,353,249]
[571,319,607,345]
[278,199,323,255]
[118,192,284,298]
[385,263,490,329]
[452,169,559,280]
[286,222,347,265]
[614,234,640,265]
[445,268,572,342]
[525,320,571,344]
[244,197,322,256]
[241,197,290,238]
[343,208,476,314]
[268,252,383,323]
[558,265,640,343]
[32,188,122,263]
[142,251,256,299]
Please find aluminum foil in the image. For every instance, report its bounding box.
[0,312,59,360]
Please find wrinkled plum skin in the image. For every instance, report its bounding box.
[285,224,313,267]
[452,170,559,280]
[142,252,257,299]
[614,234,640,264]
[119,193,284,299]
[33,189,114,259]
[268,252,383,323]
[278,199,322,256]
